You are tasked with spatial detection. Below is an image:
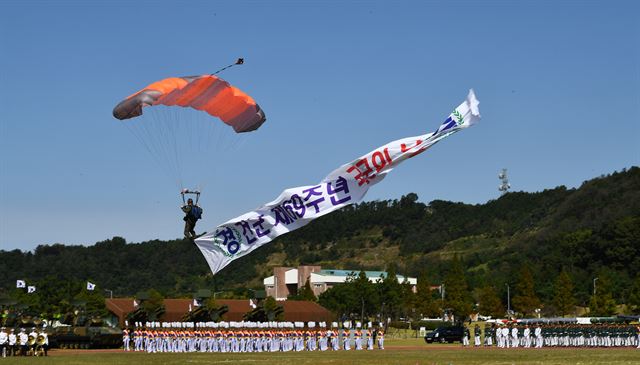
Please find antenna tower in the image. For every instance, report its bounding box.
[498,168,511,195]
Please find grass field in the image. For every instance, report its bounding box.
[2,339,639,364]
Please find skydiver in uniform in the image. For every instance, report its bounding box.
[181,198,203,239]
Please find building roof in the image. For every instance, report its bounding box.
[263,268,308,285]
[106,298,334,325]
[264,268,417,286]
[311,270,417,285]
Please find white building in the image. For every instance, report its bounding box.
[263,265,417,301]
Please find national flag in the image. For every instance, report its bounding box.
[27,286,36,293]
[86,282,96,291]
[16,280,26,288]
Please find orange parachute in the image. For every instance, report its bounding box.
[113,75,266,133]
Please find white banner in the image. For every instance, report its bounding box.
[195,90,480,275]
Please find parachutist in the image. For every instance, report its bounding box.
[181,198,203,240]
[235,58,244,65]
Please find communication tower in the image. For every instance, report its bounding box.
[498,168,511,195]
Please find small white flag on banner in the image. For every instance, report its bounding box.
[249,299,257,309]
[195,90,480,275]
[27,286,36,294]
[193,298,200,307]
[133,300,139,308]
[16,280,26,288]
[188,304,192,312]
[86,282,96,291]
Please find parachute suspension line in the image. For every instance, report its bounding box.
[144,106,183,189]
[167,106,184,188]
[211,58,244,76]
[124,120,177,185]
[144,108,179,185]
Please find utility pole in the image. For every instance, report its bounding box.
[505,284,511,314]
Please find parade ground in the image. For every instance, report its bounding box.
[2,339,639,365]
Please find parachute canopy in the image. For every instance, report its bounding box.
[113,75,266,133]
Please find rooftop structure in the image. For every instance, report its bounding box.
[263,265,417,300]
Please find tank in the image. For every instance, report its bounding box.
[49,317,121,349]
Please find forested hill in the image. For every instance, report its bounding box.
[1,167,639,305]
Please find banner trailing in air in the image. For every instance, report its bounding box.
[195,90,480,275]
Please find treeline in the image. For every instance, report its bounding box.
[317,256,640,324]
[1,167,638,318]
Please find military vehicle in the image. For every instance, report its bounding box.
[49,316,121,349]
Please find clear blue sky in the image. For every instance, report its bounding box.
[1,0,638,251]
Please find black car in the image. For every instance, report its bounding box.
[424,326,465,343]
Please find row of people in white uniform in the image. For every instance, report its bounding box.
[463,324,640,348]
[122,328,385,353]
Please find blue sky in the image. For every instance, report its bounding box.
[1,0,638,251]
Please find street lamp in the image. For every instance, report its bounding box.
[593,277,599,296]
[505,284,511,314]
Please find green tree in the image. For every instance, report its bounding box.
[318,281,358,319]
[512,265,541,317]
[294,280,317,302]
[589,275,617,316]
[351,271,378,322]
[378,265,403,321]
[414,272,440,319]
[399,279,415,320]
[552,270,575,317]
[628,274,640,314]
[444,255,472,322]
[477,286,504,318]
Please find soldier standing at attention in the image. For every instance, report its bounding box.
[377,328,385,350]
[511,324,519,348]
[18,329,28,356]
[523,324,531,348]
[123,328,130,351]
[354,328,362,350]
[0,328,7,357]
[8,329,16,356]
[484,325,494,347]
[534,324,543,348]
[367,328,374,350]
[474,324,481,347]
[462,326,470,347]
